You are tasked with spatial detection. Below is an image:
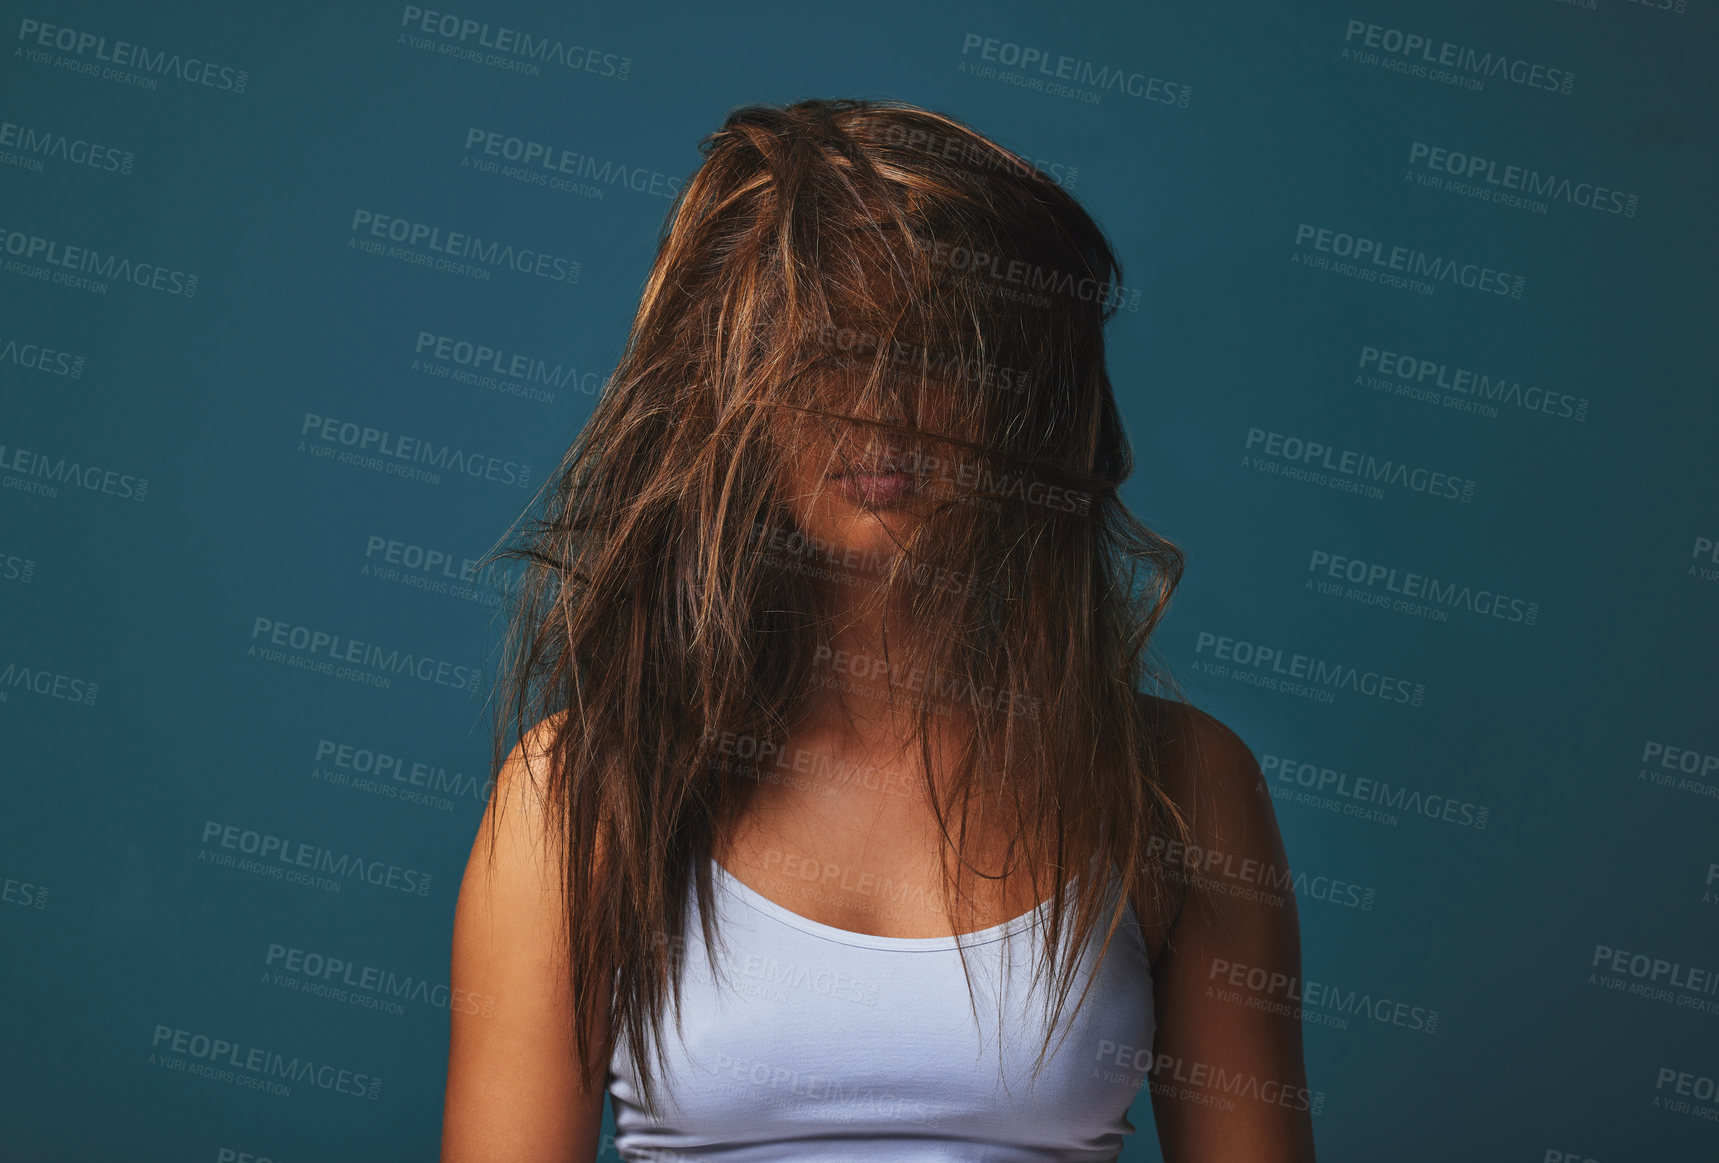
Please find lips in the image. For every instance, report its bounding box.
[827,453,918,507]
[833,469,914,507]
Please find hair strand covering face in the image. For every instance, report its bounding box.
[475,96,1204,1118]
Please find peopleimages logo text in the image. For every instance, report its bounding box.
[16,19,250,91]
[150,1025,380,1099]
[1294,224,1523,298]
[959,33,1191,106]
[349,210,579,284]
[1407,143,1637,217]
[0,439,149,501]
[249,616,480,692]
[201,820,433,897]
[0,223,198,296]
[398,6,630,79]
[1246,428,1475,503]
[1342,20,1573,95]
[300,411,532,488]
[0,117,134,174]
[1195,630,1427,706]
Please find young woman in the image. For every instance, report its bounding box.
[441,98,1315,1162]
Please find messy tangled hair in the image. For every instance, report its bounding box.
[479,96,1205,1116]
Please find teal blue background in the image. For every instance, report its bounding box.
[3,1,1716,1160]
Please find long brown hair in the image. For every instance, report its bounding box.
[478,97,1203,1116]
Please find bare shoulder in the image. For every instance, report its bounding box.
[492,710,570,814]
[1130,695,1315,1159]
[1132,692,1288,928]
[442,708,606,1163]
[460,712,573,893]
[1135,691,1264,817]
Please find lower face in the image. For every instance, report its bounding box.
[780,413,930,562]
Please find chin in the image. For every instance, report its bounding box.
[808,506,916,557]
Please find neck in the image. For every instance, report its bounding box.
[804,567,952,748]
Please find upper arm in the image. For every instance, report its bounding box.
[1144,701,1318,1162]
[442,713,610,1163]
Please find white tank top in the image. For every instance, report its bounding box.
[607,854,1157,1160]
